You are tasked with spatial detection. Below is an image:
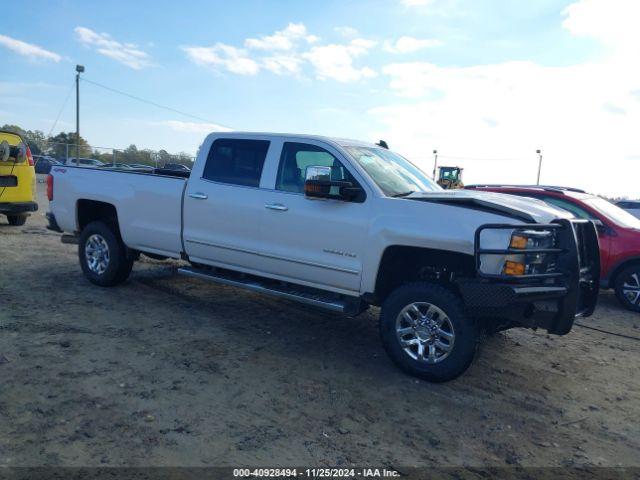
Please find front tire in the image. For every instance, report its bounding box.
[7,214,27,226]
[79,221,133,287]
[380,282,478,382]
[614,265,640,312]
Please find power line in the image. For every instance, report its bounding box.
[438,154,529,162]
[81,77,232,129]
[48,81,75,137]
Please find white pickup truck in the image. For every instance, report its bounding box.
[47,132,600,381]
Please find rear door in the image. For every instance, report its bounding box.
[182,136,275,273]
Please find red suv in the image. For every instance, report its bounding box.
[466,185,640,312]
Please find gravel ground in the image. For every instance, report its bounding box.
[0,182,638,468]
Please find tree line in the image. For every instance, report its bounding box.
[1,124,194,166]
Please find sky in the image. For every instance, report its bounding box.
[1,0,639,197]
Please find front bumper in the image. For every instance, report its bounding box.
[458,219,600,335]
[0,201,38,214]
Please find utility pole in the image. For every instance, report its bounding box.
[75,65,85,164]
[536,149,543,185]
[432,149,438,179]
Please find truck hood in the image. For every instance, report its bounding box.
[407,189,574,224]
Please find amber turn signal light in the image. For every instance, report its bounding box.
[504,260,525,275]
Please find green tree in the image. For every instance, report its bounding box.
[47,132,91,160]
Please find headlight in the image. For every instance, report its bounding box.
[502,229,557,276]
[478,227,558,277]
[510,230,555,250]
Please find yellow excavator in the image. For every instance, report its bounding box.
[436,166,464,189]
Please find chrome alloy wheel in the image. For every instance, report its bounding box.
[622,272,640,305]
[85,234,110,275]
[395,302,455,364]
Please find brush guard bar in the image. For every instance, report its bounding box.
[458,219,600,335]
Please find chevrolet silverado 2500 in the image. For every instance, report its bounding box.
[47,133,600,381]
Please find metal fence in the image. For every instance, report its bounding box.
[35,141,196,170]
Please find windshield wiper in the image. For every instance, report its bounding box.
[391,190,414,198]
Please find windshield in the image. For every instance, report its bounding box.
[344,146,441,196]
[584,197,640,229]
[440,168,459,180]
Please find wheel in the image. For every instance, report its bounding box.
[78,221,133,287]
[614,265,640,312]
[379,282,478,382]
[7,214,27,226]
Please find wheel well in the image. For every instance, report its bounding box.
[372,246,475,304]
[77,200,119,232]
[609,258,640,288]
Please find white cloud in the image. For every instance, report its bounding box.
[562,0,640,55]
[0,34,61,62]
[562,0,638,43]
[384,36,443,54]
[186,24,376,83]
[245,22,318,51]
[182,43,260,75]
[303,38,377,82]
[262,55,303,76]
[159,120,232,134]
[74,27,152,70]
[372,0,640,196]
[386,36,443,54]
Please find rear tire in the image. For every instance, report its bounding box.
[79,221,133,287]
[380,282,478,382]
[614,265,640,312]
[7,214,27,226]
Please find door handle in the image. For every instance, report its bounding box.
[188,192,208,200]
[265,203,288,211]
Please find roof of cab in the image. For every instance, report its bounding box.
[206,131,379,149]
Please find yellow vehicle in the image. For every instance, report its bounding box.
[0,130,37,226]
[436,166,464,189]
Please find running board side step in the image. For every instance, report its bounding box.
[177,267,365,315]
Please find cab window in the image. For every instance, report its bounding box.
[203,139,270,187]
[275,142,359,194]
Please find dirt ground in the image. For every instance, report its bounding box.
[0,180,639,468]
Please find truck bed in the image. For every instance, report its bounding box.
[50,165,188,258]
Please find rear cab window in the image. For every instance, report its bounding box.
[203,138,270,187]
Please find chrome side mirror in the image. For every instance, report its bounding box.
[303,165,363,201]
[305,166,332,182]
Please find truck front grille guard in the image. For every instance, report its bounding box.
[474,219,600,324]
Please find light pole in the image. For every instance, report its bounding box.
[75,65,85,164]
[536,149,543,185]
[432,149,438,179]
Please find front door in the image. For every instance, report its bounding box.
[258,140,370,295]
